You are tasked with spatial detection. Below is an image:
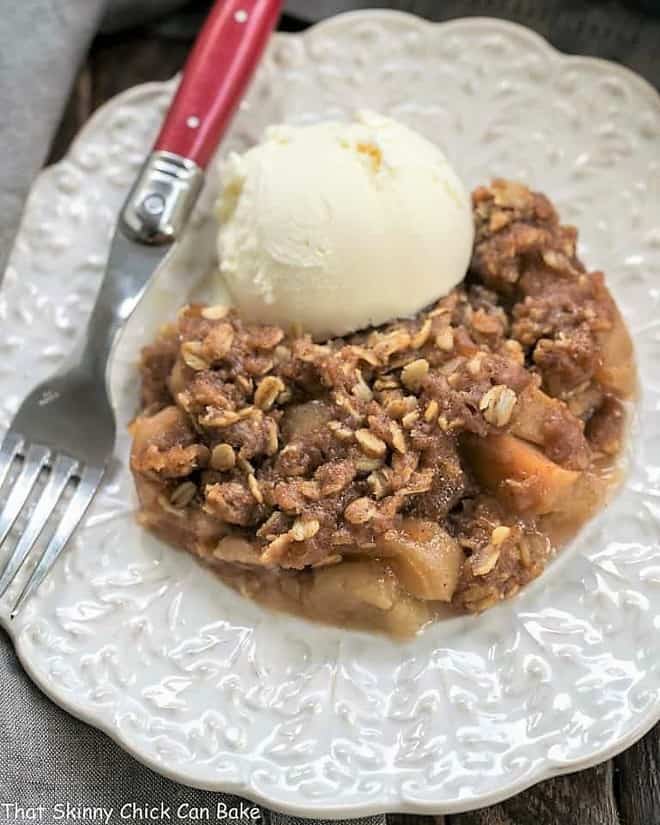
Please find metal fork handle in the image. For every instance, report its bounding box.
[120,152,203,245]
[79,153,204,381]
[74,0,282,384]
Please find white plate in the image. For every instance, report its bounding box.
[2,12,660,818]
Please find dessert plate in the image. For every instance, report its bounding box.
[2,12,660,817]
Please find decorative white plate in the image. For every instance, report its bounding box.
[2,11,660,818]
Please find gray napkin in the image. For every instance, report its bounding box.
[0,0,194,281]
[0,2,99,280]
[0,3,386,822]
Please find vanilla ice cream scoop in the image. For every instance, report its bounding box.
[216,112,474,339]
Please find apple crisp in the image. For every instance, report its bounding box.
[130,180,634,636]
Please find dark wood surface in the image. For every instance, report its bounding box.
[46,9,660,825]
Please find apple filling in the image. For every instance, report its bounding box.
[130,180,634,636]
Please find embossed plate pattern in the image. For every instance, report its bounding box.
[1,12,660,817]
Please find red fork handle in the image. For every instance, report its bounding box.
[154,0,283,168]
[120,0,281,245]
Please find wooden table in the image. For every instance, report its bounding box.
[47,9,660,824]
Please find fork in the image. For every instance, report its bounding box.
[0,0,282,618]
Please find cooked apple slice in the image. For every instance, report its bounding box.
[595,303,635,397]
[463,433,579,515]
[281,400,334,440]
[376,519,463,601]
[130,405,190,453]
[383,594,432,637]
[306,559,432,637]
[213,535,263,565]
[510,385,569,444]
[509,384,590,468]
[308,560,397,612]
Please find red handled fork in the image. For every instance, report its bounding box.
[0,0,282,618]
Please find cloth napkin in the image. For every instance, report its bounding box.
[0,6,385,823]
[0,1,185,281]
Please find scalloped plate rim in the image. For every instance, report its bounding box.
[11,633,660,819]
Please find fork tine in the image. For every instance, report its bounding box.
[0,444,50,550]
[0,455,78,598]
[10,465,105,619]
[0,433,24,491]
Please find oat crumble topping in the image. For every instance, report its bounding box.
[130,180,634,635]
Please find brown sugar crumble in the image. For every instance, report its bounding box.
[130,180,635,636]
